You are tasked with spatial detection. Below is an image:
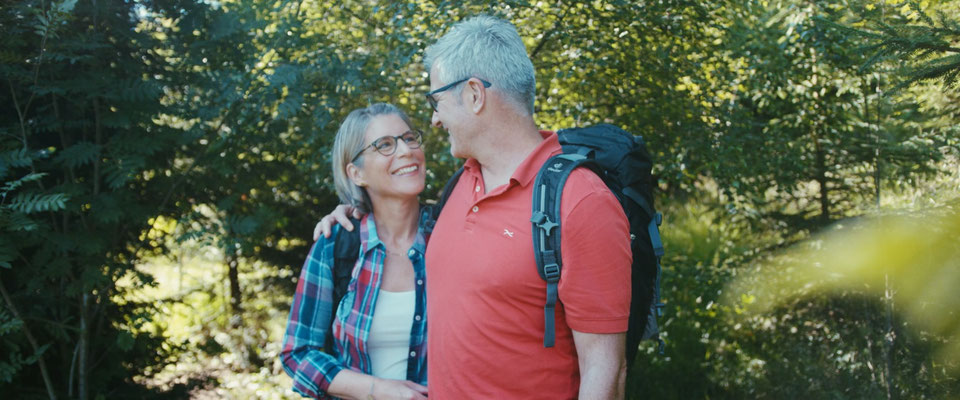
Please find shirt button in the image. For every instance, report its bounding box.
[407,249,416,257]
[475,185,481,192]
[410,351,417,357]
[414,315,421,321]
[472,206,479,213]
[417,279,423,285]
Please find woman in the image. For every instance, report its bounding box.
[281,103,429,400]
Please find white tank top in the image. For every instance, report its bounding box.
[367,289,415,380]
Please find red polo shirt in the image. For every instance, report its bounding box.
[425,131,632,399]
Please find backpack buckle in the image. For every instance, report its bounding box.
[542,263,560,282]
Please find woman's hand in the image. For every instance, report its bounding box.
[370,378,428,400]
[313,204,364,240]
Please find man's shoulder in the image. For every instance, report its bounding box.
[558,166,627,225]
[562,167,616,203]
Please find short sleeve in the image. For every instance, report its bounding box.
[557,169,632,333]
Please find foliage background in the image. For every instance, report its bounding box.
[1,0,958,399]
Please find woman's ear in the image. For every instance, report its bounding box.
[346,163,366,187]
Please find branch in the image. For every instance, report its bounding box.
[0,277,58,400]
[530,11,566,60]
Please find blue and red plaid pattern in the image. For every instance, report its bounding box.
[280,214,428,399]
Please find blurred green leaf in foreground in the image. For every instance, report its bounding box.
[726,203,960,370]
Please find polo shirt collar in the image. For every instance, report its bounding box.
[461,130,560,189]
[511,130,561,187]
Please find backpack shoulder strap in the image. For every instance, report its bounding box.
[422,166,465,235]
[327,218,361,351]
[530,153,595,347]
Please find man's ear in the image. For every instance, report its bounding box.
[346,163,366,187]
[466,78,487,113]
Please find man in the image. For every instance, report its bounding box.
[318,15,632,399]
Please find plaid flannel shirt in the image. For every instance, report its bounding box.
[280,214,428,399]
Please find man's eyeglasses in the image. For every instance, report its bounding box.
[351,129,423,162]
[425,77,492,112]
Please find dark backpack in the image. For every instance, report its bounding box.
[334,124,665,366]
[532,124,665,366]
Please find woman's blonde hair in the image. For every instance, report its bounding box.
[331,103,415,214]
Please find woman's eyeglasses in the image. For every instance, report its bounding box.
[352,130,423,162]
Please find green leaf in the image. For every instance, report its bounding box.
[2,173,46,195]
[0,149,34,178]
[2,211,38,232]
[8,192,69,214]
[56,0,78,14]
[0,238,15,269]
[116,330,135,352]
[53,142,100,169]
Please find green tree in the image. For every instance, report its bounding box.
[703,0,950,227]
[1,1,181,398]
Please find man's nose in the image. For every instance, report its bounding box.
[431,111,442,128]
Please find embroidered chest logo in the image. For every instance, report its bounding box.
[502,228,515,238]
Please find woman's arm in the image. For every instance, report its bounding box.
[279,233,346,398]
[327,370,428,400]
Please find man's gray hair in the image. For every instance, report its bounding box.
[424,15,536,115]
[331,103,415,214]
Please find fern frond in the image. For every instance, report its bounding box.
[0,148,35,177]
[0,237,16,269]
[103,156,146,189]
[53,142,100,169]
[0,308,23,335]
[277,90,304,120]
[1,173,46,195]
[7,192,69,214]
[1,210,38,232]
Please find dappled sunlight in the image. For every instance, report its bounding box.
[120,242,296,398]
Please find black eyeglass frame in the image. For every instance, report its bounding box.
[351,129,423,162]
[425,77,492,111]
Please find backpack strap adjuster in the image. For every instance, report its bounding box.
[542,263,560,282]
[530,212,559,237]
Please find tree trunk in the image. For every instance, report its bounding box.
[227,253,243,318]
[813,130,830,224]
[226,252,256,369]
[78,293,89,400]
